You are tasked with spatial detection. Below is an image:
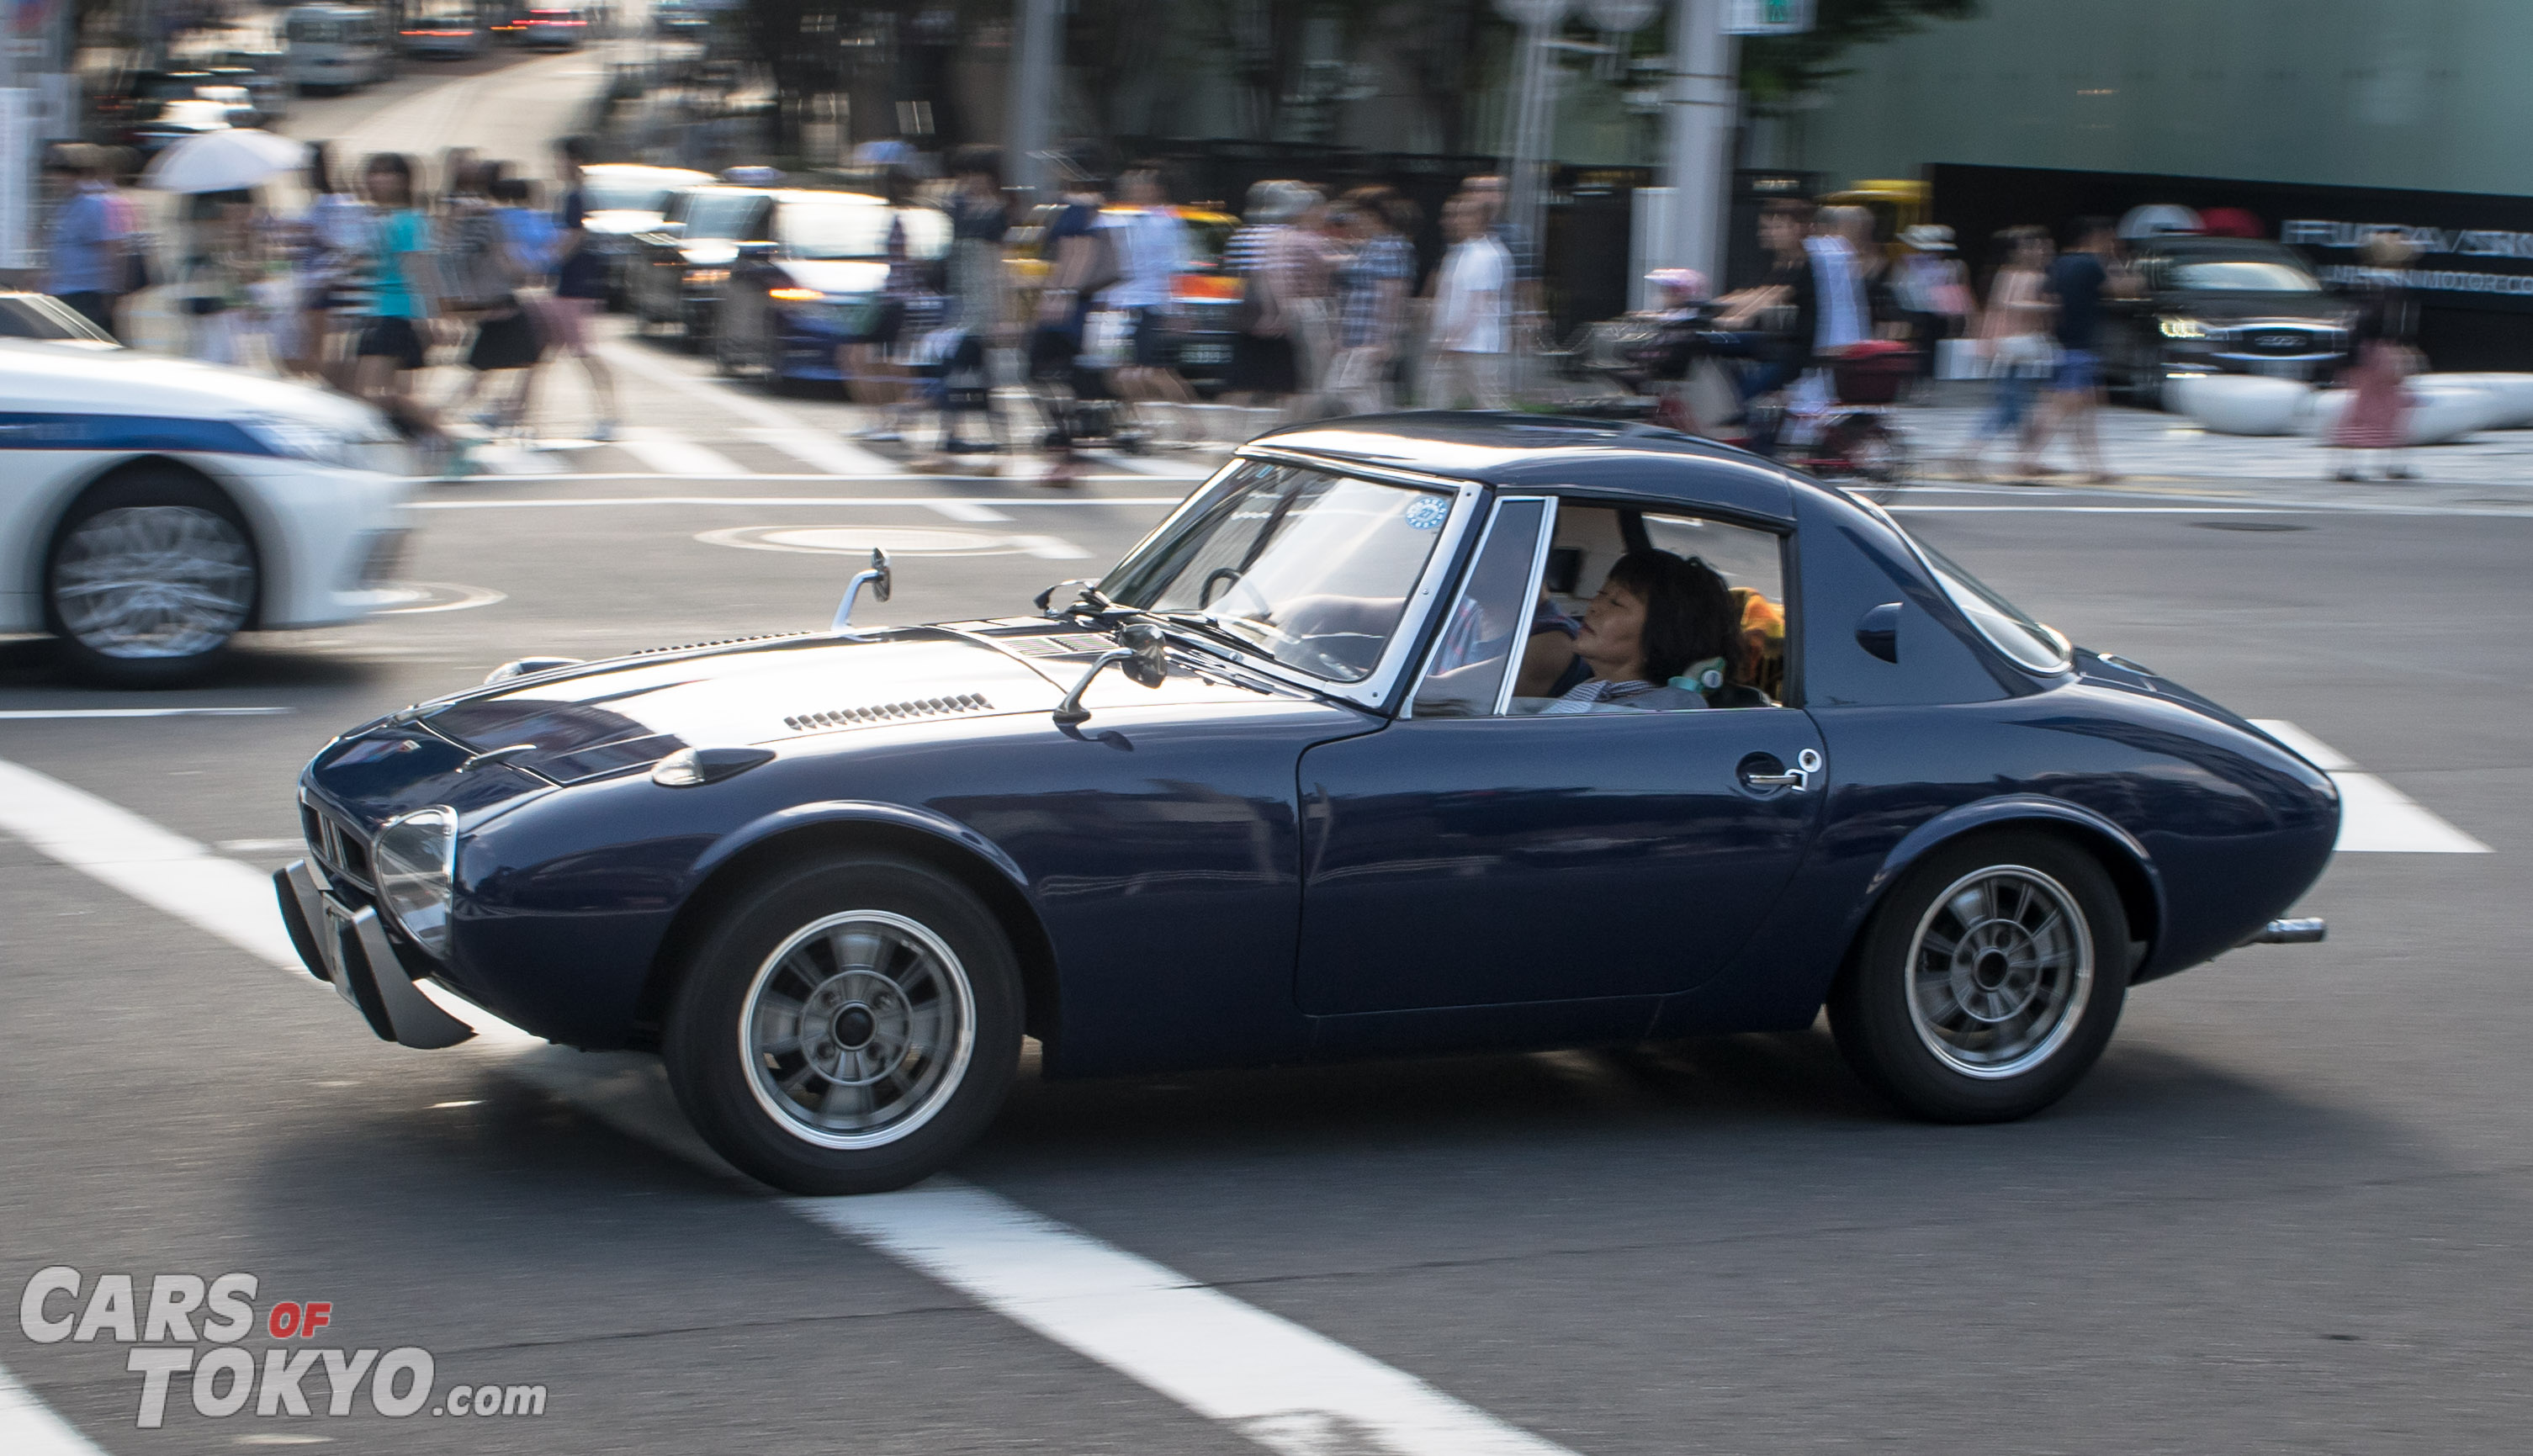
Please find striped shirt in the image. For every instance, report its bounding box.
[1538,678,1706,715]
[1338,234,1415,348]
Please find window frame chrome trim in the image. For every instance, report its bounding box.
[1399,495,1556,720]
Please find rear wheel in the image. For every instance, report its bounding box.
[664,855,1023,1194]
[1829,833,2129,1122]
[45,467,257,687]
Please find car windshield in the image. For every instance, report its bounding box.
[1915,540,2072,674]
[1102,460,1457,683]
[583,174,697,214]
[679,190,760,240]
[2171,260,2319,293]
[779,199,948,260]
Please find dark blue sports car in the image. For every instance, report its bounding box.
[278,416,2337,1194]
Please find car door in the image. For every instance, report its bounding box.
[1295,495,1826,1016]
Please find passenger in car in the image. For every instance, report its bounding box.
[1528,549,1738,714]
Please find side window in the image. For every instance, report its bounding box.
[1505,502,1790,716]
[1411,498,1548,718]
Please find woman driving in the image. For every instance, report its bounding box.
[1529,549,1739,714]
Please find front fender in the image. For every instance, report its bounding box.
[690,798,1034,897]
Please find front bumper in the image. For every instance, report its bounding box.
[275,859,476,1049]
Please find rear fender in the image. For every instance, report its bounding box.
[1867,794,2165,969]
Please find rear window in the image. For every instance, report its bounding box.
[1916,541,2070,674]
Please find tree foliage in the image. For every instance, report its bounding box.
[1738,0,1981,111]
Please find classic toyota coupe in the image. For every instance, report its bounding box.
[278,416,2336,1194]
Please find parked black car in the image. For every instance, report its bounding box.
[2102,236,2353,406]
[628,183,776,350]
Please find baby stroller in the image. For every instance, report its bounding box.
[1784,340,1915,492]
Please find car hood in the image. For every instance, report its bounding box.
[586,210,666,237]
[0,339,389,432]
[410,622,1296,784]
[775,259,889,297]
[2157,293,2349,327]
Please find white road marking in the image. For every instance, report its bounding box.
[618,429,752,479]
[408,495,1180,510]
[0,757,300,967]
[0,1360,108,1456]
[1012,534,1094,559]
[464,441,568,476]
[593,338,805,431]
[0,759,1582,1456]
[217,838,308,855]
[925,500,1017,522]
[744,427,907,477]
[797,1183,1582,1456]
[2250,720,2491,854]
[0,707,290,719]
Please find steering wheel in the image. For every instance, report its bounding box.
[1198,568,1243,608]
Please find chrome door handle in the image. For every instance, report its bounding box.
[1739,748,1824,792]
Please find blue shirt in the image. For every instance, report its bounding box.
[495,206,558,279]
[370,209,433,319]
[45,188,119,296]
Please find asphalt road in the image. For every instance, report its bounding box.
[9,53,2533,1456]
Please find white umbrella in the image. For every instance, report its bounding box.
[142,129,310,194]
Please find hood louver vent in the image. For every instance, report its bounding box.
[783,694,994,732]
[636,632,813,656]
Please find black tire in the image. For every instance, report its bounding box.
[1828,832,2129,1123]
[663,854,1023,1194]
[45,466,258,689]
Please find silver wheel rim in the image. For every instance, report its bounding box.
[53,506,254,659]
[1905,866,2091,1080]
[738,909,975,1150]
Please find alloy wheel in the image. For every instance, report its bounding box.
[1904,866,2093,1079]
[51,505,255,659]
[738,910,977,1149]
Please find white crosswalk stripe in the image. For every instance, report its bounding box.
[745,427,908,477]
[617,428,753,478]
[2251,720,2490,853]
[0,756,1581,1456]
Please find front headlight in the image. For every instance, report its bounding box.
[373,806,455,960]
[246,414,402,472]
[2158,315,2207,340]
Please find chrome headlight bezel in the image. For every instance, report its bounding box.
[372,806,456,960]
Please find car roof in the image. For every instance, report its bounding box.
[1244,412,1810,525]
[2136,236,2305,261]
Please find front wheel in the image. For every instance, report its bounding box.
[663,855,1023,1194]
[1828,833,2129,1123]
[46,468,258,687]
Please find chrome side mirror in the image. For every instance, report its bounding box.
[832,548,893,635]
[1052,623,1167,725]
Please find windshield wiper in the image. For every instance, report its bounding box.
[1157,611,1266,659]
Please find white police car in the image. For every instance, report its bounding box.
[0,335,412,685]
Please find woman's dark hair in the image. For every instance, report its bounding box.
[363,152,414,204]
[1603,548,1736,686]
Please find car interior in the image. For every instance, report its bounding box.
[1412,501,1788,718]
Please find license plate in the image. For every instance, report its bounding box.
[1179,344,1231,366]
[2248,359,2302,378]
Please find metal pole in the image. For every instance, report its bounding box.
[1661,0,1736,281]
[1006,0,1060,204]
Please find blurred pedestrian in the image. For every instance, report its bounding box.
[1101,162,1197,442]
[1264,185,1338,420]
[42,145,125,341]
[1894,223,1972,378]
[841,164,930,445]
[1952,226,2054,481]
[907,145,1009,473]
[1027,169,1115,487]
[1327,188,1416,416]
[175,191,259,366]
[1709,198,1818,453]
[288,141,374,384]
[441,162,543,440]
[2331,230,2423,482]
[1460,175,1543,371]
[2018,215,2127,483]
[1420,194,1512,410]
[352,153,459,473]
[480,174,559,432]
[1783,204,1874,432]
[1221,179,1304,414]
[542,135,620,442]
